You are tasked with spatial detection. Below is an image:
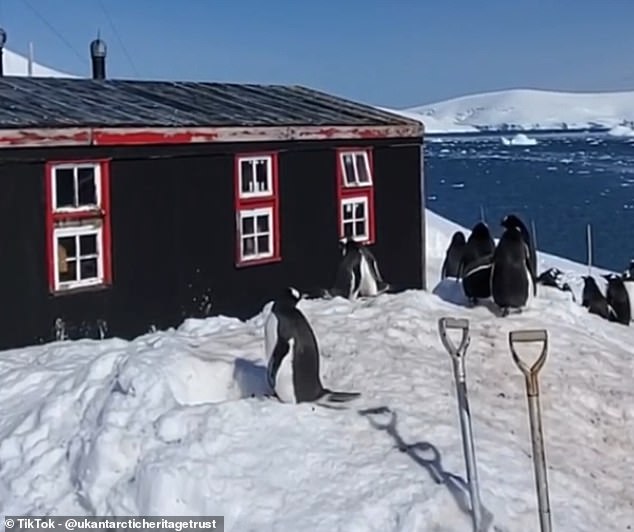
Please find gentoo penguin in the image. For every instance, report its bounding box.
[501,214,537,295]
[457,222,496,278]
[461,253,494,305]
[623,259,634,279]
[490,226,535,316]
[581,275,616,322]
[264,287,361,404]
[441,231,466,279]
[603,274,631,325]
[537,267,575,301]
[330,238,389,299]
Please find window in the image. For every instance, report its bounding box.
[45,160,112,293]
[336,149,375,243]
[235,153,280,266]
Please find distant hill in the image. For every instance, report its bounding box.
[3,47,75,77]
[385,88,634,135]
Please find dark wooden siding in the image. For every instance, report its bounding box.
[0,138,423,350]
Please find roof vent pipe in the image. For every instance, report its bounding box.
[90,36,107,80]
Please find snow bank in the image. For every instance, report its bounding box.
[396,88,634,134]
[0,209,632,532]
[3,48,75,77]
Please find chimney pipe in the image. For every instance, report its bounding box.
[90,37,107,80]
[0,28,6,77]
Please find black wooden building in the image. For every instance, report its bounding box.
[0,39,426,351]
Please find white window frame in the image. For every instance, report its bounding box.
[340,150,373,187]
[51,163,102,213]
[52,223,104,291]
[238,156,273,199]
[341,196,369,241]
[238,206,274,262]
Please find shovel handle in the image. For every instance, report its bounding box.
[509,329,548,394]
[438,317,470,358]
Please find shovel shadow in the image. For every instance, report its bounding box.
[358,406,494,531]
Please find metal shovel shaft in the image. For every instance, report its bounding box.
[524,378,552,532]
[452,357,483,532]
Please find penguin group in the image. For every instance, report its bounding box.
[264,236,391,406]
[442,213,537,317]
[578,266,633,325]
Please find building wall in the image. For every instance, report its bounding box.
[0,138,423,350]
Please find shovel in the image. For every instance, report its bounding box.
[438,317,483,532]
[509,329,552,532]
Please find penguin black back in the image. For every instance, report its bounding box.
[604,274,631,325]
[442,231,466,279]
[459,222,495,277]
[501,213,537,293]
[581,276,615,322]
[490,227,533,313]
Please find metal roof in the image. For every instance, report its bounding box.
[0,76,421,130]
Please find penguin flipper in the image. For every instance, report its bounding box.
[320,389,361,403]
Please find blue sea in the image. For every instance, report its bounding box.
[423,133,634,272]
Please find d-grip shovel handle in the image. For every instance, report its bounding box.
[438,317,470,359]
[509,329,548,395]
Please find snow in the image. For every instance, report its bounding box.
[501,133,537,146]
[1,209,632,531]
[607,125,634,138]
[393,88,634,134]
[3,48,75,77]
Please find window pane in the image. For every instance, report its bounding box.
[343,203,354,220]
[354,202,366,219]
[242,236,255,256]
[256,214,269,233]
[257,235,270,253]
[343,221,354,237]
[55,169,75,208]
[355,221,366,236]
[80,234,97,256]
[80,258,98,279]
[242,216,254,235]
[255,160,269,193]
[356,154,370,183]
[59,258,77,283]
[342,155,355,185]
[77,167,97,205]
[58,236,77,258]
[241,161,253,194]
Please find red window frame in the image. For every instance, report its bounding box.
[234,152,281,267]
[44,159,113,294]
[336,147,376,244]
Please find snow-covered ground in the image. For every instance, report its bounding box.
[2,48,74,77]
[1,210,632,532]
[391,88,634,134]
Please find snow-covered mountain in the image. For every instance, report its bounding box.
[391,88,634,135]
[2,47,75,77]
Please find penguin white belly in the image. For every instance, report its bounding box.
[624,282,634,322]
[359,257,378,296]
[264,313,279,391]
[525,265,535,308]
[273,338,297,403]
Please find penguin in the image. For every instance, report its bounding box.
[623,276,634,323]
[581,275,616,322]
[264,287,361,404]
[603,274,631,325]
[490,226,535,316]
[330,238,389,299]
[461,253,494,305]
[623,259,634,280]
[537,267,575,301]
[441,231,466,279]
[457,222,495,278]
[501,214,537,295]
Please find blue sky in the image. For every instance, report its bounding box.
[1,0,634,108]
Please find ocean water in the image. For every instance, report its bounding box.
[423,133,634,272]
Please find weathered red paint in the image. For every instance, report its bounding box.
[0,123,423,148]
